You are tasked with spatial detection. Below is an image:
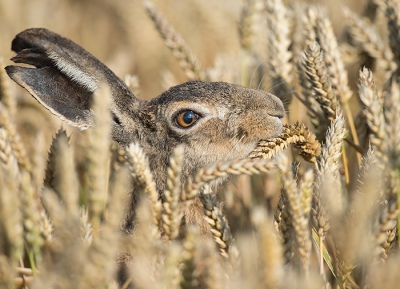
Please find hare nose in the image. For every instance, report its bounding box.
[269,110,284,119]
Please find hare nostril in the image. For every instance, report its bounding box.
[269,112,284,119]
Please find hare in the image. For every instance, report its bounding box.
[5,28,284,234]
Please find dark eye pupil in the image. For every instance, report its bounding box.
[183,111,195,124]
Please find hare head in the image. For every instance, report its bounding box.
[5,28,285,196]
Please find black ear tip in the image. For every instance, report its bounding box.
[4,66,27,86]
[11,28,50,53]
[4,65,17,77]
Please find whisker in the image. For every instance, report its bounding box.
[257,72,269,90]
[249,61,264,88]
[265,79,288,94]
[224,134,246,160]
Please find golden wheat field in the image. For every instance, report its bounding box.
[2,0,400,288]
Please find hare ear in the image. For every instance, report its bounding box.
[5,28,139,129]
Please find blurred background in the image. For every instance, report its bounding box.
[0,0,367,99]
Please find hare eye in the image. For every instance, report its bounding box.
[175,110,199,128]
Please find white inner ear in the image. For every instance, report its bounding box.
[47,51,98,92]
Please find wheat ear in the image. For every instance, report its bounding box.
[143,0,202,81]
[252,207,283,288]
[265,0,293,108]
[0,57,16,118]
[265,0,293,84]
[239,0,257,50]
[301,42,339,122]
[43,128,68,189]
[344,7,396,82]
[197,238,224,289]
[52,128,79,213]
[375,81,400,260]
[180,226,199,289]
[315,11,361,164]
[276,153,312,274]
[274,194,294,262]
[84,86,112,232]
[311,115,346,274]
[183,158,276,202]
[296,62,328,141]
[0,104,31,172]
[161,146,184,240]
[85,166,128,288]
[200,187,233,258]
[0,128,23,268]
[358,68,387,165]
[125,143,162,227]
[384,0,400,71]
[250,123,321,163]
[19,171,44,264]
